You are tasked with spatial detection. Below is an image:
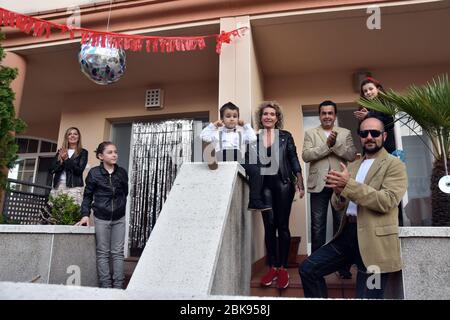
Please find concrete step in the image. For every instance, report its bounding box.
[124,257,140,289]
[251,256,357,298]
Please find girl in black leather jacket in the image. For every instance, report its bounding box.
[77,141,129,289]
[49,127,88,205]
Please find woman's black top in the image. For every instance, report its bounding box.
[49,148,88,188]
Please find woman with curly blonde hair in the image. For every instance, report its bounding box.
[252,101,305,290]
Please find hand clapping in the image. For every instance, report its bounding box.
[58,147,69,162]
[327,131,337,147]
[353,108,369,121]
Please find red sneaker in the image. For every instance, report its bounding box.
[260,267,278,286]
[277,268,289,289]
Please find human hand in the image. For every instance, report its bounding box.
[59,148,69,161]
[75,216,90,226]
[238,119,245,126]
[213,120,223,127]
[327,131,337,147]
[297,187,305,199]
[325,162,350,194]
[296,180,305,199]
[353,108,368,121]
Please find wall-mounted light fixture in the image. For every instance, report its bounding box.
[352,71,372,93]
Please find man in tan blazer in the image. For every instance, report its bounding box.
[299,116,407,299]
[302,100,356,257]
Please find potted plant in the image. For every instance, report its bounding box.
[39,193,82,225]
[358,74,450,226]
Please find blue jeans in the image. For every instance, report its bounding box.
[299,223,390,299]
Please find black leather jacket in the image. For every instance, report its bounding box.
[49,149,88,188]
[81,164,129,221]
[248,130,302,184]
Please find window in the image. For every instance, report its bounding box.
[17,138,40,153]
[40,141,57,153]
[9,159,35,182]
[8,137,57,188]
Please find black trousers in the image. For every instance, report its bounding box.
[261,174,295,268]
[219,149,264,203]
[299,222,390,299]
[310,188,342,252]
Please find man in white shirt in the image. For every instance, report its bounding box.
[302,100,356,279]
[299,116,407,299]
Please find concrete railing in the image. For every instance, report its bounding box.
[399,227,450,300]
[127,162,253,296]
[0,162,256,299]
[0,225,97,286]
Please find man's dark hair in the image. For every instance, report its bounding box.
[318,100,337,114]
[220,102,240,119]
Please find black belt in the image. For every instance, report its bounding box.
[346,215,357,223]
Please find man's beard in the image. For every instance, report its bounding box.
[363,140,384,155]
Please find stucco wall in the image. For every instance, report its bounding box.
[1,1,105,14]
[57,81,218,169]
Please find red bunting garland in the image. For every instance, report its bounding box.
[0,7,247,54]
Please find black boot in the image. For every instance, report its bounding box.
[248,199,271,211]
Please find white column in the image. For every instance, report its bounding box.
[218,16,263,126]
[218,17,267,263]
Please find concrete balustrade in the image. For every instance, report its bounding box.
[0,162,254,299]
[0,225,97,286]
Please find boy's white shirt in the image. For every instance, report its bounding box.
[200,123,257,152]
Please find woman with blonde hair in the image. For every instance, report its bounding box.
[49,127,88,205]
[251,101,305,290]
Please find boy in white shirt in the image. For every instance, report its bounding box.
[201,102,270,211]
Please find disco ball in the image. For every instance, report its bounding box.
[78,43,126,85]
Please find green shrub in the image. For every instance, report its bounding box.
[0,31,26,189]
[41,193,82,225]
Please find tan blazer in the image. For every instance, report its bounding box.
[331,148,408,273]
[302,126,356,193]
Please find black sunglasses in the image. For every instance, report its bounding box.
[358,129,384,138]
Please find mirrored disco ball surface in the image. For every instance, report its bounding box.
[79,44,126,85]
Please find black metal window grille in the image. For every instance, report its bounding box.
[2,179,51,225]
